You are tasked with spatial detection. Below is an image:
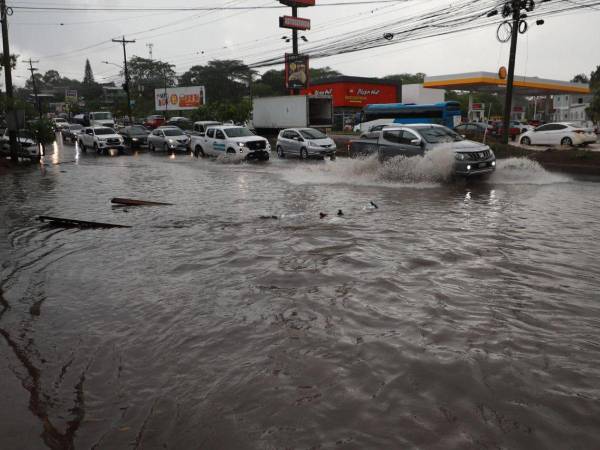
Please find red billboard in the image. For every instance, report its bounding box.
[279,0,315,6]
[279,15,311,30]
[301,81,399,108]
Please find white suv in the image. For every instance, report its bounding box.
[192,125,270,160]
[1,129,41,162]
[78,126,125,154]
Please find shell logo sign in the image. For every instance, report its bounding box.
[155,86,206,111]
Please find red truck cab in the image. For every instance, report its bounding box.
[143,115,166,129]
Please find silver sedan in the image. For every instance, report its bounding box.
[276,128,336,160]
[147,126,190,152]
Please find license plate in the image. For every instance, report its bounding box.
[478,162,487,168]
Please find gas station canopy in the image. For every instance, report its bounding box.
[424,71,590,96]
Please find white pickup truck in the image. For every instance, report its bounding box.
[78,126,125,155]
[191,125,270,161]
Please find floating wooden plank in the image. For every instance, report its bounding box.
[110,197,173,206]
[38,216,131,229]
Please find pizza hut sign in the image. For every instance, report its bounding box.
[355,88,381,96]
[313,88,333,96]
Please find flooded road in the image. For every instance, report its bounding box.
[1,140,600,449]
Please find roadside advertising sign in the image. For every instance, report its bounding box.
[285,54,309,89]
[471,103,484,110]
[155,86,205,111]
[65,89,78,103]
[279,0,315,6]
[301,82,399,108]
[279,15,311,30]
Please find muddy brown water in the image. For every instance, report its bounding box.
[1,140,600,449]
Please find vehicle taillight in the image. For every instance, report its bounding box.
[574,130,585,134]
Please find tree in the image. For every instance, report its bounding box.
[384,72,426,85]
[179,60,254,103]
[310,66,341,81]
[83,59,94,84]
[0,53,17,72]
[571,74,589,84]
[587,65,600,122]
[42,69,61,86]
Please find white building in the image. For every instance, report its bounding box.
[553,94,592,124]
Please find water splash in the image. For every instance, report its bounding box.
[279,147,456,187]
[487,157,571,185]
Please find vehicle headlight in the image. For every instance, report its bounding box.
[99,138,107,142]
[237,142,246,147]
[455,153,467,161]
[168,139,175,144]
[132,138,138,142]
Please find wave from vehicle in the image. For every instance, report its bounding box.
[279,146,456,187]
[487,157,571,184]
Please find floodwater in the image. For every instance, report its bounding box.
[1,140,599,450]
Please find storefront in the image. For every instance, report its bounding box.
[301,76,401,130]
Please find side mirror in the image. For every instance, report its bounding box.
[461,134,466,138]
[410,138,422,146]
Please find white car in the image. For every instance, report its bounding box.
[147,126,190,152]
[520,122,596,147]
[78,126,125,154]
[276,128,336,160]
[192,125,270,160]
[52,117,69,131]
[1,129,41,161]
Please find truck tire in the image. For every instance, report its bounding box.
[94,143,101,155]
[300,148,308,160]
[194,145,205,158]
[226,148,236,154]
[276,146,285,158]
[79,140,86,152]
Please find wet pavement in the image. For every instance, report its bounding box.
[1,138,600,449]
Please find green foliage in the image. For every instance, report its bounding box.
[179,60,254,103]
[191,99,252,124]
[0,53,18,71]
[25,118,55,146]
[588,66,600,121]
[251,66,342,98]
[384,72,426,85]
[571,73,589,84]
[83,59,95,85]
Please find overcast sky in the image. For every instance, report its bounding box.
[7,0,600,88]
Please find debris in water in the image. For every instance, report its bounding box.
[370,201,379,209]
[260,215,279,220]
[111,198,173,206]
[319,213,328,219]
[337,209,344,216]
[38,216,131,229]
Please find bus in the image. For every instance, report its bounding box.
[354,101,462,133]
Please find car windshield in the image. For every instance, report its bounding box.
[129,126,148,135]
[92,113,112,120]
[224,127,254,138]
[95,128,115,135]
[163,128,184,136]
[417,126,463,143]
[299,129,327,139]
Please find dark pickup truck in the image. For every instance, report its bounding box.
[350,124,496,177]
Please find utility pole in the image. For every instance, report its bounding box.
[291,6,299,95]
[112,36,135,124]
[502,0,520,145]
[25,58,42,119]
[1,0,18,162]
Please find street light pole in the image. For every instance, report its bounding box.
[25,58,42,119]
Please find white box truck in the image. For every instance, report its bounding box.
[251,95,333,134]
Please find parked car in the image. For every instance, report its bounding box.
[350,124,496,177]
[147,126,190,152]
[77,127,125,154]
[0,128,41,162]
[520,122,597,146]
[165,117,193,131]
[454,122,488,141]
[192,125,270,160]
[192,121,222,136]
[489,121,521,140]
[511,121,534,134]
[61,123,84,143]
[360,124,393,139]
[143,115,166,129]
[52,117,69,132]
[276,128,336,160]
[119,125,150,148]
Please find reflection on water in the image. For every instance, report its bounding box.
[1,142,599,449]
